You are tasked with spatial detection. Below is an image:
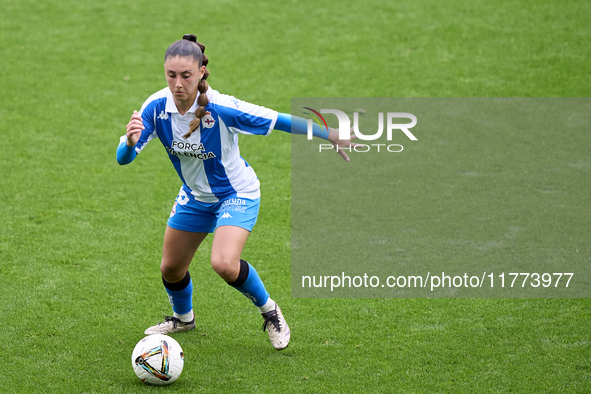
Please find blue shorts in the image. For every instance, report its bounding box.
[167,188,260,233]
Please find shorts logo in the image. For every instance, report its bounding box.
[176,190,190,205]
[220,198,247,213]
[202,114,215,128]
[220,212,233,219]
[170,201,177,217]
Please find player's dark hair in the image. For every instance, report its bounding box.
[165,34,210,139]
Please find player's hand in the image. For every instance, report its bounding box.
[126,110,144,147]
[327,127,365,161]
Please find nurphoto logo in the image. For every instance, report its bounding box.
[303,107,418,153]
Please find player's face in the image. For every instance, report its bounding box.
[164,56,205,107]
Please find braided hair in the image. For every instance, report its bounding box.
[165,34,210,139]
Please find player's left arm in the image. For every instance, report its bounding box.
[214,94,361,161]
[274,113,363,162]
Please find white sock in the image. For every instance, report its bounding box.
[174,310,194,323]
[257,297,276,314]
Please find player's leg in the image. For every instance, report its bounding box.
[211,223,290,350]
[145,188,216,335]
[144,226,208,335]
[161,226,208,322]
[210,225,267,302]
[160,226,207,283]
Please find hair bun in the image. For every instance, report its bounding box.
[182,34,197,42]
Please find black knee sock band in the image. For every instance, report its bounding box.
[227,259,249,288]
[162,271,191,291]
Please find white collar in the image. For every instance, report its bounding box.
[165,88,200,114]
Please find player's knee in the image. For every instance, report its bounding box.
[160,262,185,283]
[210,255,239,282]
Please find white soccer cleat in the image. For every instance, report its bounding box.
[261,303,290,350]
[144,315,195,335]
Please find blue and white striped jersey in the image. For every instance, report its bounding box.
[126,87,278,203]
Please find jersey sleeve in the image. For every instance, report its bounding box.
[118,96,160,155]
[134,99,159,153]
[212,93,278,136]
[274,113,330,139]
[116,139,137,165]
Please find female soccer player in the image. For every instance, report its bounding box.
[117,34,359,350]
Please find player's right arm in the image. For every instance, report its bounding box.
[116,111,144,165]
[126,110,145,146]
[117,91,162,165]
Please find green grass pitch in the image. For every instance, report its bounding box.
[1,0,589,392]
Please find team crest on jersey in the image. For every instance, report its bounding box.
[202,114,215,129]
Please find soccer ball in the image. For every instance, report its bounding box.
[131,334,184,385]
